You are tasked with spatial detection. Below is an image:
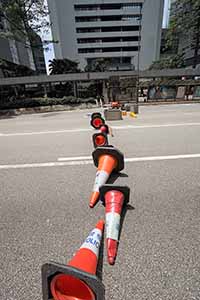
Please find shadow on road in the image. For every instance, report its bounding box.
[107,172,128,185]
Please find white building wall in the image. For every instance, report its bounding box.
[48,0,164,70]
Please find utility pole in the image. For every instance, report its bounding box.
[135,2,143,114]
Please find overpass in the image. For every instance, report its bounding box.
[0,68,200,86]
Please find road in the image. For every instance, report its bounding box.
[0,104,200,300]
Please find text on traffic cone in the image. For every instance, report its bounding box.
[41,220,105,300]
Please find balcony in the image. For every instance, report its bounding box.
[75,0,144,5]
[75,8,142,16]
[75,20,140,28]
[77,41,139,49]
[77,51,138,58]
[76,31,140,39]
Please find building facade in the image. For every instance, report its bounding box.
[48,0,164,70]
[0,11,46,76]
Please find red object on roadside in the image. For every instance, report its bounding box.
[111,102,120,109]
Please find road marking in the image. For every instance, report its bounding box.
[1,153,200,170]
[1,122,200,137]
[0,128,90,136]
[112,123,200,130]
[125,153,200,162]
[58,156,92,161]
[0,160,93,170]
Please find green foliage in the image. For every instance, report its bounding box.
[0,96,96,110]
[0,58,35,77]
[85,58,112,72]
[0,0,49,41]
[49,58,80,75]
[149,53,186,70]
[168,0,200,67]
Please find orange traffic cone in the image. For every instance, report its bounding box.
[91,112,102,119]
[42,220,105,300]
[92,132,108,148]
[100,185,130,265]
[89,146,124,208]
[90,116,105,130]
[99,124,109,135]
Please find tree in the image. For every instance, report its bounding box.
[85,58,112,72]
[0,0,55,60]
[168,0,200,68]
[49,58,80,75]
[0,0,49,40]
[149,53,185,70]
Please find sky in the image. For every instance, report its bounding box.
[43,0,171,73]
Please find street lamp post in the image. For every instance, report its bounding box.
[135,3,143,114]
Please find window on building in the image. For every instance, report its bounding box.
[74,3,143,11]
[123,3,143,9]
[76,25,140,33]
[122,15,141,21]
[76,27,101,33]
[77,36,139,44]
[78,46,139,54]
[76,15,141,23]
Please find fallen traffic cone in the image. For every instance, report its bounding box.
[90,116,105,130]
[91,112,102,120]
[92,132,108,148]
[100,185,130,265]
[99,124,109,135]
[41,220,105,300]
[130,112,137,118]
[89,146,124,208]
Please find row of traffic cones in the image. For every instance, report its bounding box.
[89,112,130,267]
[41,111,130,300]
[91,112,109,148]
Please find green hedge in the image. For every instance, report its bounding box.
[0,96,96,110]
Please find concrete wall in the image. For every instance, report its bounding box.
[140,0,164,70]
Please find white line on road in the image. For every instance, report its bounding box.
[58,156,92,161]
[0,160,93,170]
[0,128,90,136]
[1,122,200,137]
[1,153,200,170]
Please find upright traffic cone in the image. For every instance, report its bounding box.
[100,185,130,265]
[89,146,124,208]
[42,220,105,300]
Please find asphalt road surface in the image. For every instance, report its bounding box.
[0,104,200,300]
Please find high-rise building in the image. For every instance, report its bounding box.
[0,6,46,76]
[48,0,164,70]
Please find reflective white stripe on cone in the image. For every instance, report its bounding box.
[106,212,120,241]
